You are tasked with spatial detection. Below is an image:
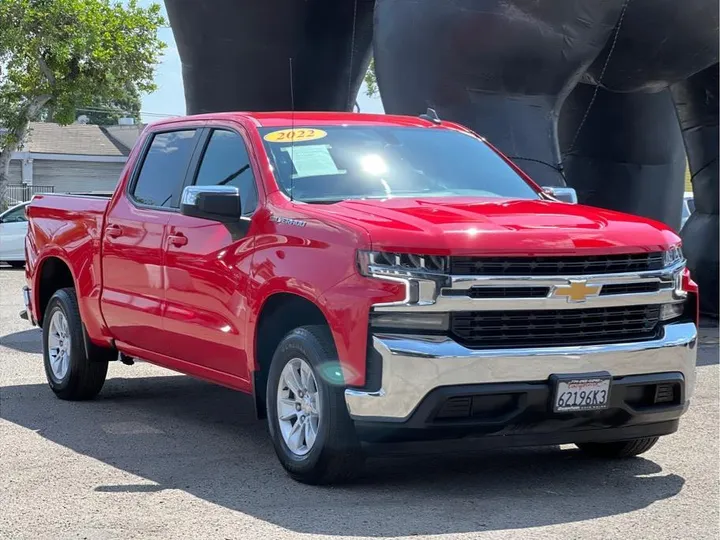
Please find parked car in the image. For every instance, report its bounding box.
[0,201,29,267]
[681,191,695,229]
[21,112,699,484]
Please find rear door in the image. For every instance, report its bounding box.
[101,128,201,352]
[162,125,260,381]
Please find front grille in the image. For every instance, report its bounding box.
[450,253,665,276]
[444,286,549,299]
[451,305,662,349]
[600,282,661,296]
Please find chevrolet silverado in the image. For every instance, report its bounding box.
[21,112,698,484]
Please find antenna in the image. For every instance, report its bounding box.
[289,57,295,202]
[347,0,358,110]
[419,107,441,125]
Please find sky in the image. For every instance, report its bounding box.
[139,1,384,123]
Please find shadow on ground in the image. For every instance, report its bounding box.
[0,374,685,537]
[697,318,719,366]
[0,328,43,354]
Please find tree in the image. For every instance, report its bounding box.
[364,58,379,98]
[80,87,143,125]
[40,87,142,125]
[0,0,165,207]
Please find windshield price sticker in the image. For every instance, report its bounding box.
[264,128,327,143]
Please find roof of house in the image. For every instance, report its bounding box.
[20,122,143,157]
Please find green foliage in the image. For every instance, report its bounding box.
[0,0,165,144]
[81,86,143,125]
[364,58,378,98]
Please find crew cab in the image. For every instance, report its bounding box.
[21,112,698,484]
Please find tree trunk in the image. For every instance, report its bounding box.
[0,144,14,211]
[0,94,51,209]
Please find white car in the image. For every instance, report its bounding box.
[681,191,694,230]
[0,201,29,267]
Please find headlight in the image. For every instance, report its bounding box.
[357,250,449,278]
[663,245,684,267]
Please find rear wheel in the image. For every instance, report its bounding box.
[576,436,659,458]
[42,288,108,400]
[266,325,364,484]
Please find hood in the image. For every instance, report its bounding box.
[306,197,680,256]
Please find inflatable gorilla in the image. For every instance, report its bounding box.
[165,0,718,316]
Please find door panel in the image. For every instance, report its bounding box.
[101,196,170,350]
[161,127,260,381]
[100,128,199,352]
[163,215,254,380]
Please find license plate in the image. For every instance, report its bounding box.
[553,376,611,412]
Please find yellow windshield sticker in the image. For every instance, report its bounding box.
[264,128,327,143]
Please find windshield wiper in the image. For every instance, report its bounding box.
[300,198,344,204]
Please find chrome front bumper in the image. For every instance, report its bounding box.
[345,322,698,421]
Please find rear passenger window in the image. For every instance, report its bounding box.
[132,130,197,208]
[194,129,258,216]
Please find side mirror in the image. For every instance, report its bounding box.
[180,185,241,222]
[542,186,578,204]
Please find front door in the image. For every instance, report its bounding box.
[101,128,200,353]
[163,127,260,381]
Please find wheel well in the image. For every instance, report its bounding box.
[37,257,74,325]
[254,293,330,418]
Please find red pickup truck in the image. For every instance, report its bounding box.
[21,112,698,484]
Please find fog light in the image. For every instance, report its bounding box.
[370,312,449,332]
[659,302,684,321]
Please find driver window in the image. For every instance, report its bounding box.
[194,129,258,216]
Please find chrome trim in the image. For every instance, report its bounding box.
[373,260,686,312]
[449,259,685,288]
[345,322,697,421]
[378,287,679,312]
[181,184,240,206]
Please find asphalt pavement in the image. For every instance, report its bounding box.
[1,267,718,540]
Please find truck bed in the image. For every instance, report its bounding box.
[25,193,111,339]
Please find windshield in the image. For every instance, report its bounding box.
[258,126,540,203]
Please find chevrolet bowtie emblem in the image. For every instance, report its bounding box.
[552,280,601,303]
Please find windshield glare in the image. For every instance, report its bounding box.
[259,126,539,203]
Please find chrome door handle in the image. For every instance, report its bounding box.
[105,224,122,238]
[168,233,188,247]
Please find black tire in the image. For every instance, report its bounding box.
[8,261,24,269]
[266,325,364,485]
[42,288,108,400]
[576,436,660,458]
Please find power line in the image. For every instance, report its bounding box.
[75,107,181,118]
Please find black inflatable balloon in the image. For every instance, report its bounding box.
[165,0,374,114]
[373,0,626,187]
[375,0,718,315]
[673,65,719,317]
[583,0,720,93]
[163,0,719,315]
[560,85,686,230]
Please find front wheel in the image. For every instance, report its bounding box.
[43,288,108,400]
[266,325,364,485]
[576,436,659,458]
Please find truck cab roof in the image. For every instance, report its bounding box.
[148,111,464,130]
